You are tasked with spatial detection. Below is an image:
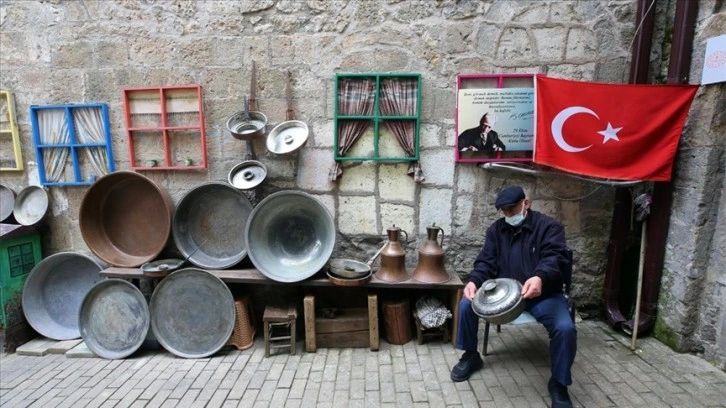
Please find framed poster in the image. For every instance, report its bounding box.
[455,74,535,163]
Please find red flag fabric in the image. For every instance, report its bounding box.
[534,76,698,181]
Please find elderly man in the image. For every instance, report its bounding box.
[451,186,577,408]
[458,113,507,152]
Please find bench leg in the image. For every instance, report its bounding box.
[304,295,316,352]
[482,321,490,356]
[264,322,271,357]
[368,293,379,351]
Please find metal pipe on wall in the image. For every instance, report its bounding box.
[603,0,656,330]
[622,0,698,336]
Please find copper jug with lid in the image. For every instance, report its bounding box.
[412,223,450,283]
[375,225,409,282]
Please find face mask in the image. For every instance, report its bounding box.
[505,204,526,226]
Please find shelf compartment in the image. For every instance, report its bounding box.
[123,85,207,171]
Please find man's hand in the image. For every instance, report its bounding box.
[521,276,543,299]
[464,281,478,300]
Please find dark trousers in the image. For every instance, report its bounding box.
[456,293,577,386]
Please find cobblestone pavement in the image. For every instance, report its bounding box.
[1,319,725,408]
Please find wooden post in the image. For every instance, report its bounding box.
[304,295,316,352]
[368,293,379,351]
[451,288,462,345]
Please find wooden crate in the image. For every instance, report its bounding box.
[304,293,379,352]
[315,308,369,348]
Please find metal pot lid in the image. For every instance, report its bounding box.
[228,160,267,190]
[472,278,523,318]
[79,279,150,359]
[266,120,308,155]
[141,259,184,273]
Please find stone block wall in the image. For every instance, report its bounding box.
[0,0,724,368]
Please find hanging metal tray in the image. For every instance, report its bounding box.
[79,279,150,359]
[150,268,235,359]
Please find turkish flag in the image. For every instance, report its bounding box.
[534,76,698,181]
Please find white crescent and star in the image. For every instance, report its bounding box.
[550,106,622,152]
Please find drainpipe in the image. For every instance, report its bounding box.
[622,0,698,335]
[603,0,656,330]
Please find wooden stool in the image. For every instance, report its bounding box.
[413,313,450,344]
[263,303,297,357]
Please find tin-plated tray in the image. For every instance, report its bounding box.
[22,252,104,340]
[172,182,254,269]
[150,268,235,359]
[79,279,149,359]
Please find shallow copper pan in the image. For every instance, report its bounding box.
[80,171,173,267]
[172,182,254,269]
[22,252,104,340]
[150,268,235,359]
[79,279,150,359]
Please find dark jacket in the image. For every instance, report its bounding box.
[458,126,507,152]
[468,210,568,298]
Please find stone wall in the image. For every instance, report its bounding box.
[0,0,723,368]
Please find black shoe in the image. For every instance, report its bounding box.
[548,378,573,408]
[450,350,483,382]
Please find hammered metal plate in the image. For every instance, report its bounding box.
[150,268,235,359]
[79,279,149,359]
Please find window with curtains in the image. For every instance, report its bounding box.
[29,104,115,186]
[332,73,423,182]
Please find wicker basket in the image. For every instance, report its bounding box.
[227,296,256,350]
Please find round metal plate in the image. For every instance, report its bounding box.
[79,279,149,359]
[22,252,104,340]
[266,120,309,155]
[150,268,235,359]
[172,182,254,269]
[228,160,267,190]
[13,185,49,226]
[0,184,15,223]
[245,191,335,282]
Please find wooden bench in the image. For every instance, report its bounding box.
[100,267,464,351]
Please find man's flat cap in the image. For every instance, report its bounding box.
[495,186,525,210]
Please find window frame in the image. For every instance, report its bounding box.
[333,73,421,162]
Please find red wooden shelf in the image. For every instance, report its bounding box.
[123,85,208,171]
